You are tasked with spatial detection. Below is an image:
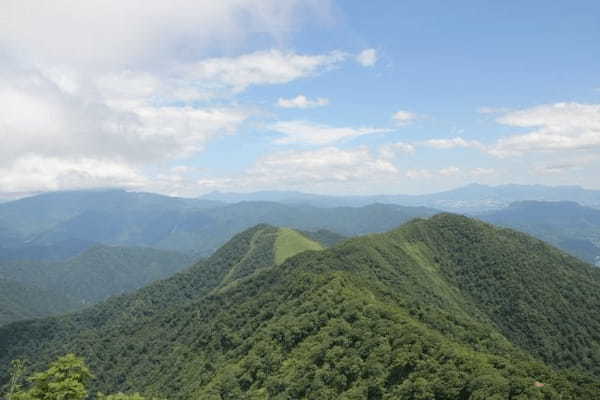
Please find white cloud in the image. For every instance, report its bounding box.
[356,48,378,67]
[180,49,347,94]
[191,146,401,194]
[0,73,249,166]
[269,120,392,145]
[470,167,495,176]
[0,0,330,69]
[489,102,600,157]
[380,142,416,159]
[406,166,494,180]
[392,110,417,126]
[424,137,484,150]
[439,166,460,176]
[0,155,146,193]
[478,106,510,114]
[0,1,339,195]
[277,95,329,108]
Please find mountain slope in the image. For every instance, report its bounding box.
[0,245,196,304]
[0,278,81,326]
[481,201,600,265]
[0,191,436,258]
[2,217,600,398]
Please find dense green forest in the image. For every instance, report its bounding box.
[0,245,195,304]
[481,200,600,265]
[0,278,81,326]
[2,216,600,398]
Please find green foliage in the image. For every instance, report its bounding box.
[482,200,600,264]
[0,246,195,305]
[273,228,323,265]
[4,355,160,400]
[4,359,26,400]
[0,278,81,327]
[11,354,92,400]
[2,217,600,398]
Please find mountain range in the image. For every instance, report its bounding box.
[2,216,600,398]
[201,183,600,212]
[0,190,437,258]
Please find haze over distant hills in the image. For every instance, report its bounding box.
[201,183,600,212]
[0,190,437,258]
[480,201,600,266]
[2,217,600,398]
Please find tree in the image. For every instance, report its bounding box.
[4,359,26,400]
[11,354,93,400]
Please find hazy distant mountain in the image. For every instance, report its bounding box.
[3,217,600,397]
[481,201,600,266]
[202,183,600,212]
[0,191,437,257]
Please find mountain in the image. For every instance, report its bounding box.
[481,201,600,265]
[2,217,600,398]
[0,245,196,304]
[0,191,436,258]
[0,278,81,326]
[202,183,600,212]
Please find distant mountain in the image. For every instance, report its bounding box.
[0,245,196,304]
[481,201,600,265]
[0,191,437,257]
[2,217,600,398]
[0,278,81,326]
[202,183,600,212]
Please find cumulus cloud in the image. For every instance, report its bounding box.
[269,120,392,145]
[0,72,250,166]
[180,49,347,94]
[0,1,346,195]
[392,110,417,126]
[0,0,330,69]
[277,95,329,108]
[380,142,416,159]
[0,155,146,193]
[193,146,400,193]
[478,106,511,114]
[406,166,494,180]
[356,48,378,67]
[489,103,600,157]
[424,137,484,150]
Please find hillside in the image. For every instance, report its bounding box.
[0,278,81,326]
[0,246,196,304]
[2,217,600,398]
[481,201,600,265]
[0,191,435,258]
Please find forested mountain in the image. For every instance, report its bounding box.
[481,201,600,265]
[0,245,196,304]
[0,278,81,326]
[201,183,600,212]
[0,190,436,257]
[2,216,600,398]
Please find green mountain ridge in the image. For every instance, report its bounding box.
[0,245,196,305]
[481,200,600,265]
[0,277,81,326]
[0,191,437,258]
[2,217,600,398]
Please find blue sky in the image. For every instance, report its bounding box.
[1,1,599,197]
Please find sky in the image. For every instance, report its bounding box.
[1,0,600,198]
